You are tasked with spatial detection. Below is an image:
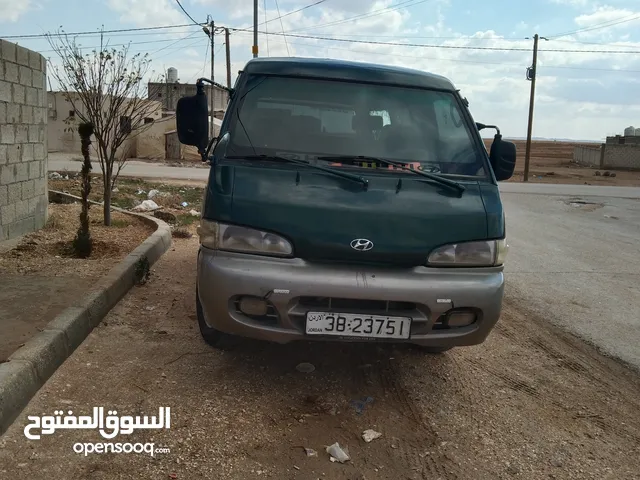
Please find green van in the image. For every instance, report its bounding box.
[176,57,516,353]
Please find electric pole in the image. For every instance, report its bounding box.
[523,34,547,182]
[210,20,215,138]
[253,0,258,57]
[225,27,231,88]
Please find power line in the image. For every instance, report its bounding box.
[2,23,199,40]
[174,0,203,26]
[285,0,432,33]
[229,28,640,54]
[37,31,203,54]
[260,0,327,26]
[257,33,640,72]
[274,0,291,56]
[550,38,640,49]
[548,12,640,39]
[148,30,203,56]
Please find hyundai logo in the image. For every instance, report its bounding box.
[350,238,374,251]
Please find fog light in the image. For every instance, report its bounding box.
[238,296,268,317]
[446,311,477,328]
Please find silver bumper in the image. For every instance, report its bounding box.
[196,248,505,347]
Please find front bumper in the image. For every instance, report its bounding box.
[196,248,505,347]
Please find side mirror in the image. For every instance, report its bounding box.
[176,89,208,154]
[489,134,516,181]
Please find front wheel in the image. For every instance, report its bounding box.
[196,288,233,349]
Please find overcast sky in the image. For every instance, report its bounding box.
[2,0,639,140]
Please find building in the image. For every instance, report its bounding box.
[605,135,640,145]
[47,91,164,157]
[147,80,228,114]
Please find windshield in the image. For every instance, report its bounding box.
[227,75,488,178]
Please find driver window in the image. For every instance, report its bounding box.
[433,98,475,164]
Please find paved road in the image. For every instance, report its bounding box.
[48,158,640,199]
[48,158,640,367]
[503,192,640,370]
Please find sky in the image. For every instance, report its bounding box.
[1,0,640,141]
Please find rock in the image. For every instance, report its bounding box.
[304,447,318,457]
[602,171,611,177]
[506,463,520,475]
[362,429,382,443]
[112,187,119,193]
[610,172,617,177]
[550,458,563,468]
[594,171,601,176]
[154,210,177,223]
[189,209,200,217]
[132,200,159,212]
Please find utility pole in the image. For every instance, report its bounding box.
[523,34,546,182]
[225,27,231,88]
[253,0,258,57]
[210,19,215,138]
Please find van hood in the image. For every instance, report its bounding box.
[205,164,503,267]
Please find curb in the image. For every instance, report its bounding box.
[0,190,173,436]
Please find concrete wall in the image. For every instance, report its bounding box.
[0,40,48,242]
[603,144,640,170]
[573,145,603,168]
[47,91,163,160]
[136,117,177,160]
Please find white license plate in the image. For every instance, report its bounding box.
[305,312,411,339]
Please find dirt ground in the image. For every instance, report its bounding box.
[1,237,638,479]
[484,139,640,187]
[49,174,205,230]
[0,203,154,362]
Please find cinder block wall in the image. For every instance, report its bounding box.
[0,40,48,241]
[603,144,640,170]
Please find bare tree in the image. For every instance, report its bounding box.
[47,31,160,226]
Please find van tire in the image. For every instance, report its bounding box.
[196,288,233,349]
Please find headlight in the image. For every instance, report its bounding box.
[427,239,508,267]
[197,220,293,257]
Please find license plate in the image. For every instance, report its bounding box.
[305,312,411,339]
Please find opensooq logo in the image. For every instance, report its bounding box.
[24,407,171,440]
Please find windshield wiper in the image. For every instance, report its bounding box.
[224,155,369,189]
[317,155,465,194]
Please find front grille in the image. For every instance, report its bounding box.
[297,296,416,312]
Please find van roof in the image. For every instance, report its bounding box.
[243,57,457,91]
